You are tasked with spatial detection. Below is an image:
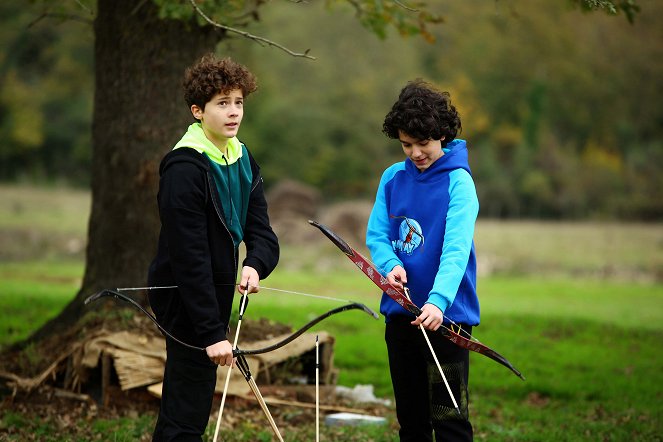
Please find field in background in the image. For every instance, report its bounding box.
[1,184,661,281]
[1,184,662,441]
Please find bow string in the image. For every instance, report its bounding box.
[84,287,378,356]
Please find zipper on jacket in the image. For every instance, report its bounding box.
[222,156,235,226]
[207,171,237,274]
[251,175,262,193]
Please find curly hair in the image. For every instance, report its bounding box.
[183,54,258,110]
[382,79,461,144]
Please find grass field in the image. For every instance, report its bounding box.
[1,184,662,441]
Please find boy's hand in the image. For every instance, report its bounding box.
[412,303,443,331]
[206,340,234,366]
[238,266,260,294]
[387,265,407,290]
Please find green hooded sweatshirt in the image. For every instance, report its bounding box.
[173,123,252,247]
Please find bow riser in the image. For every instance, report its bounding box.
[352,254,422,317]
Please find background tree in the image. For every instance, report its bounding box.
[0,2,92,183]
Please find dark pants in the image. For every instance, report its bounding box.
[152,338,217,442]
[386,319,473,442]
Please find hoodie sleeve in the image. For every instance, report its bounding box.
[426,168,479,312]
[158,161,226,346]
[366,164,404,276]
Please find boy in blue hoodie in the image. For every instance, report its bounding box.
[147,55,279,441]
[366,80,479,441]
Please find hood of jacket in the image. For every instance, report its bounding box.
[173,122,243,165]
[404,139,471,180]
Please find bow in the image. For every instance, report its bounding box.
[84,287,378,356]
[308,219,525,380]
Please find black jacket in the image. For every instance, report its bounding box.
[147,147,279,348]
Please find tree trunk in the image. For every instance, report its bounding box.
[28,0,222,342]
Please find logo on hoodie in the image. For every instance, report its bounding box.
[390,216,424,255]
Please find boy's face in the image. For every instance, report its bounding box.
[191,89,244,149]
[398,130,444,171]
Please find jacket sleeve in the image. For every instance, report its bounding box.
[427,169,479,312]
[158,161,226,346]
[242,151,280,279]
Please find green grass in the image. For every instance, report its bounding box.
[0,260,83,346]
[476,319,662,441]
[479,276,663,330]
[4,264,661,440]
[0,410,156,442]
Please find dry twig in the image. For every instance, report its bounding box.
[188,0,315,60]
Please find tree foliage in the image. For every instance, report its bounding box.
[1,0,660,220]
[571,0,641,23]
[0,2,92,184]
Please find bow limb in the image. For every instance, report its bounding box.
[308,219,525,381]
[85,289,205,351]
[85,289,379,357]
[437,323,525,380]
[234,302,378,357]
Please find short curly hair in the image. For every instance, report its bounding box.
[183,54,258,110]
[383,79,461,144]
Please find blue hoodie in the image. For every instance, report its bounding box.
[366,139,480,325]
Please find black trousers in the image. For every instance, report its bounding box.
[152,338,218,442]
[386,319,473,442]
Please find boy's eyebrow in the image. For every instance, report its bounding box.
[399,137,428,144]
[216,92,244,98]
[215,96,244,103]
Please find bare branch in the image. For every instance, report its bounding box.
[27,0,94,28]
[72,0,94,16]
[393,0,419,12]
[28,12,94,28]
[130,0,150,16]
[188,0,315,60]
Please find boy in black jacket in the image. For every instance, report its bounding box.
[147,54,279,441]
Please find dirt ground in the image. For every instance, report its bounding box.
[0,314,390,440]
[1,384,390,441]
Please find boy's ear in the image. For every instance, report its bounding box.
[191,104,203,120]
